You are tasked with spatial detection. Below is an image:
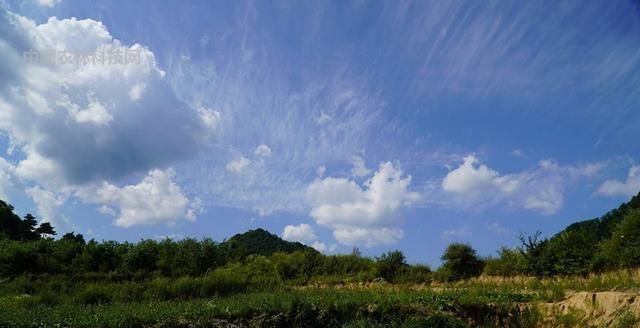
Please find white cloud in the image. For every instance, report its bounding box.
[441,155,603,214]
[62,96,113,125]
[75,169,200,227]
[0,12,212,186]
[226,156,251,174]
[316,166,326,177]
[349,155,371,177]
[311,241,337,253]
[282,223,337,253]
[306,162,419,247]
[15,150,64,188]
[197,106,221,131]
[254,144,272,158]
[128,83,146,101]
[442,155,509,195]
[282,223,317,243]
[597,165,640,198]
[333,227,404,247]
[25,186,72,231]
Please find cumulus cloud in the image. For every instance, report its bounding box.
[597,165,640,198]
[282,223,317,243]
[0,11,209,229]
[76,169,201,227]
[0,12,211,187]
[282,223,337,253]
[442,155,515,196]
[349,155,371,177]
[254,144,272,158]
[441,155,604,214]
[306,162,419,247]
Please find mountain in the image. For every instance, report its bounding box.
[221,228,315,257]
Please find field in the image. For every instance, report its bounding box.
[3,270,640,327]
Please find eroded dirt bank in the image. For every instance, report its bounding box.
[536,291,640,327]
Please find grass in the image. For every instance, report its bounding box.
[4,269,640,327]
[0,287,535,327]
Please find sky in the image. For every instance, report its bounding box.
[1,0,639,266]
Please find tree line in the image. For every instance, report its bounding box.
[1,191,639,284]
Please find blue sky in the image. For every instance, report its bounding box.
[1,0,639,265]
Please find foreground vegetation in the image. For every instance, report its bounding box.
[1,191,640,327]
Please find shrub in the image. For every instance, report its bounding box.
[483,247,527,276]
[171,276,201,299]
[75,284,113,305]
[396,265,432,284]
[375,250,407,282]
[439,243,483,282]
[201,268,248,296]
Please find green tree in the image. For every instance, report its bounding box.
[599,210,640,269]
[376,250,407,282]
[439,243,483,281]
[35,222,56,237]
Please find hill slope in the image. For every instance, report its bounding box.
[221,228,315,256]
[529,191,640,275]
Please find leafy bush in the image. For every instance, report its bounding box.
[598,210,640,270]
[396,264,432,284]
[75,284,113,305]
[484,247,527,276]
[438,243,483,282]
[376,250,407,282]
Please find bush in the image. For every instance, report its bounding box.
[75,284,113,305]
[201,268,248,296]
[439,243,483,282]
[483,247,527,276]
[396,265,432,284]
[375,250,407,282]
[171,276,201,299]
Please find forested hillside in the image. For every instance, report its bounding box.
[485,192,640,277]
